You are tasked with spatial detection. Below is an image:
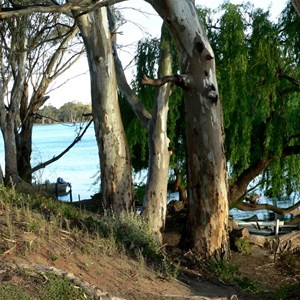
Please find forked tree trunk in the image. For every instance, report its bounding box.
[75,7,134,214]
[148,0,229,259]
[0,24,27,185]
[142,28,172,242]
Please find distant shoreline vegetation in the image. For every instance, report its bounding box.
[34,101,92,124]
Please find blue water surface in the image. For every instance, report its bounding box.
[0,122,99,200]
[0,123,297,220]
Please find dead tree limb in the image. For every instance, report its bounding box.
[142,74,190,89]
[30,119,93,174]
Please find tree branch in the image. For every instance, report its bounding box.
[235,199,300,216]
[229,157,273,205]
[0,0,126,19]
[30,119,93,174]
[229,143,300,206]
[108,8,151,129]
[278,71,300,88]
[282,144,300,157]
[142,74,190,89]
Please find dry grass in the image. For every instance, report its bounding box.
[0,185,299,300]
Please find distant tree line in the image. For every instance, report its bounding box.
[35,102,92,124]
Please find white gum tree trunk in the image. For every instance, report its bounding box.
[147,0,229,259]
[142,30,173,243]
[75,7,134,214]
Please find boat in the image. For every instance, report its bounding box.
[33,178,72,198]
[235,219,299,236]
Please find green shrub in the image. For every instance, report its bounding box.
[236,277,264,294]
[267,282,300,300]
[208,260,239,283]
[235,237,251,254]
[98,211,161,260]
[0,283,33,300]
[39,273,91,300]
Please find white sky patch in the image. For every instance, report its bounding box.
[47,0,287,108]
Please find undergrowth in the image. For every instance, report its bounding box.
[0,184,165,271]
[0,269,93,300]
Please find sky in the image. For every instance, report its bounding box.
[47,0,288,108]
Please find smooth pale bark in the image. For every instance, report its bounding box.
[147,0,229,259]
[142,29,172,242]
[0,27,27,185]
[75,7,134,214]
[111,16,173,241]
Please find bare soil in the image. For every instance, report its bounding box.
[0,204,299,300]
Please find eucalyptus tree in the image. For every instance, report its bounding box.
[0,0,230,259]
[0,3,82,185]
[113,23,175,242]
[18,16,82,183]
[73,6,134,214]
[120,36,186,200]
[0,15,28,185]
[0,0,135,214]
[144,0,229,259]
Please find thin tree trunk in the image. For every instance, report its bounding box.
[142,26,173,242]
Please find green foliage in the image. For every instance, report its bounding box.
[234,237,250,254]
[0,283,33,300]
[236,277,264,294]
[37,102,91,124]
[200,2,300,197]
[208,259,264,295]
[97,211,161,260]
[39,273,90,300]
[162,255,180,279]
[0,270,92,300]
[134,183,146,206]
[208,259,239,283]
[268,282,300,300]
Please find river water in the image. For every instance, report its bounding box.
[0,122,99,200]
[0,122,297,220]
